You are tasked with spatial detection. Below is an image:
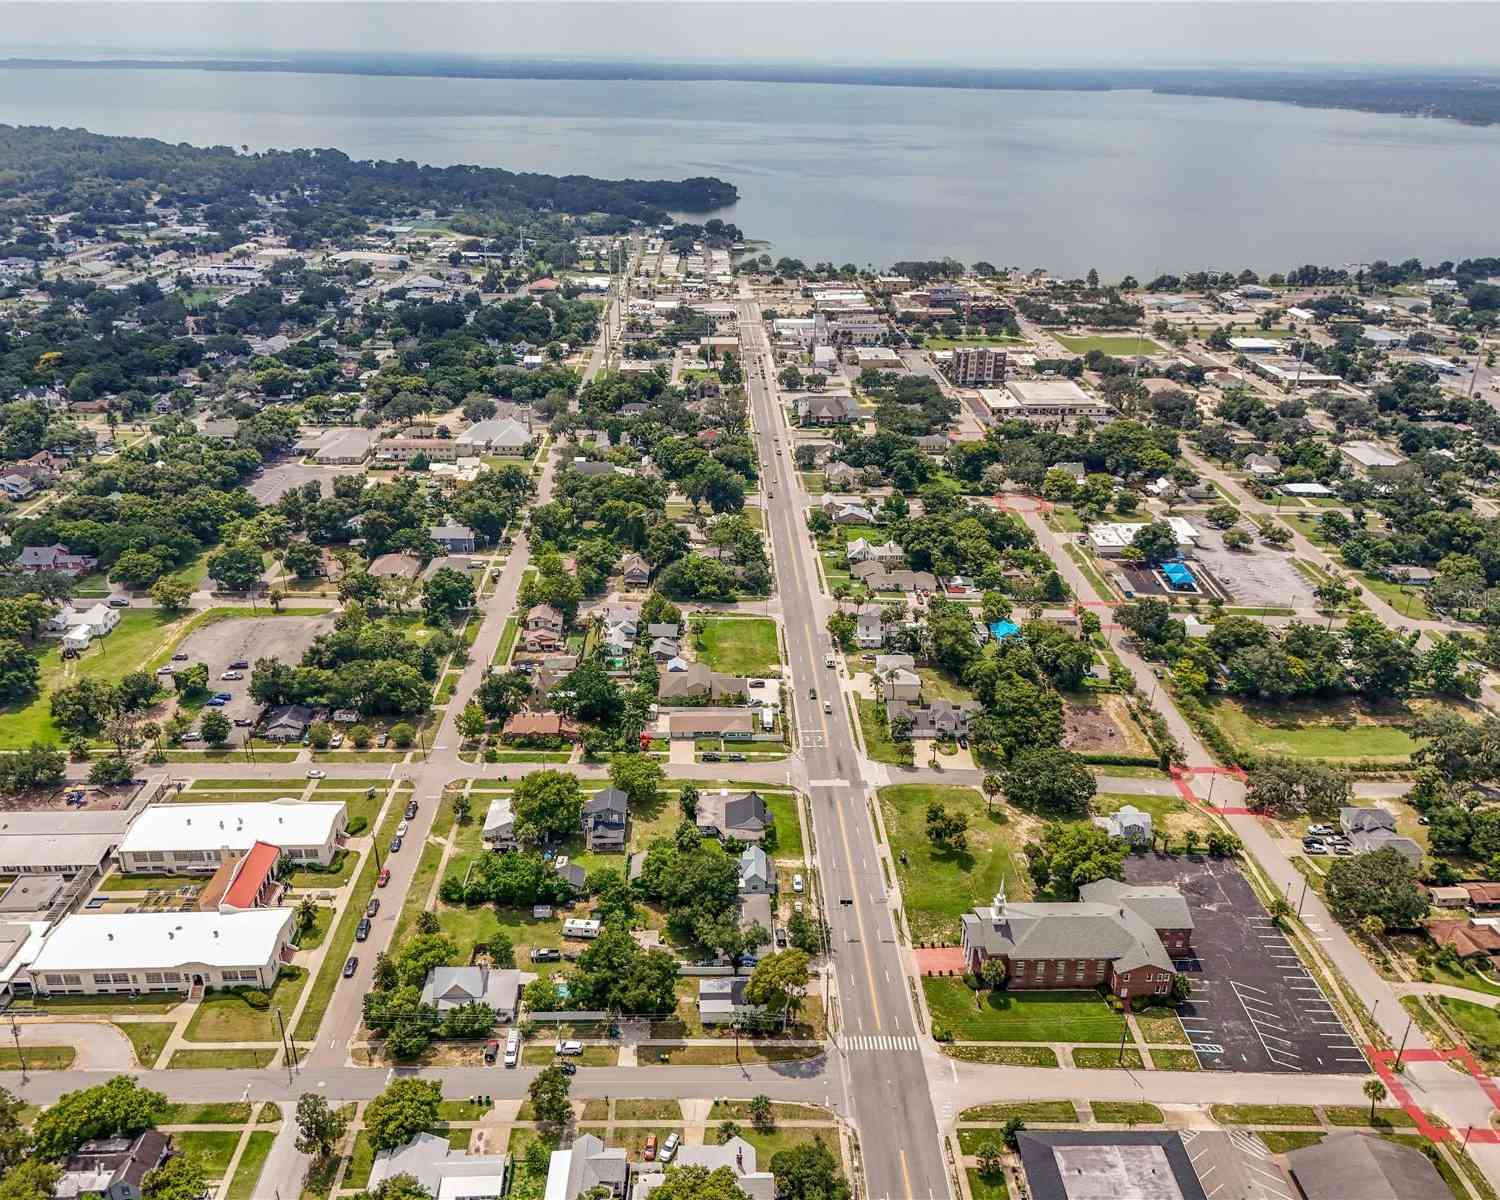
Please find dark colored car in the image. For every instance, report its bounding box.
[355,918,371,942]
[389,835,403,854]
[229,659,249,669]
[342,956,358,978]
[530,948,561,962]
[405,801,418,820]
[365,898,380,918]
[559,1061,577,1075]
[484,1039,499,1064]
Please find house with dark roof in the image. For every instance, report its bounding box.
[261,704,314,742]
[582,788,628,852]
[419,965,522,1022]
[619,553,650,587]
[429,524,476,553]
[1281,1131,1447,1200]
[697,790,772,843]
[55,1131,172,1200]
[886,698,981,738]
[961,878,1192,1000]
[17,544,97,576]
[1339,807,1422,866]
[657,662,747,702]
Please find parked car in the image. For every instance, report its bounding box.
[1307,823,1334,837]
[1304,842,1329,856]
[484,1039,499,1064]
[1301,836,1325,850]
[405,801,418,820]
[504,1029,520,1067]
[556,1040,584,1056]
[377,868,391,887]
[355,918,371,942]
[155,665,175,676]
[306,769,325,779]
[389,835,403,854]
[229,659,249,669]
[702,752,720,762]
[233,718,252,727]
[793,874,805,893]
[396,820,409,837]
[181,731,202,743]
[220,671,243,680]
[376,733,389,748]
[775,927,787,948]
[342,956,358,978]
[559,1061,577,1076]
[644,1135,657,1162]
[204,698,226,708]
[107,597,130,608]
[661,1133,680,1163]
[530,948,561,962]
[172,652,189,661]
[365,898,380,918]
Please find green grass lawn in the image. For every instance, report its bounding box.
[175,1130,243,1179]
[438,903,565,962]
[1073,1047,1144,1068]
[960,1101,1080,1122]
[493,617,519,665]
[881,785,1024,943]
[1150,1049,1201,1070]
[916,666,974,703]
[0,1046,72,1069]
[226,1131,275,1200]
[965,1168,1010,1200]
[924,335,1028,349]
[161,1102,254,1124]
[764,792,804,861]
[694,617,781,676]
[117,1022,173,1068]
[285,848,360,890]
[297,906,335,951]
[183,968,307,1043]
[1054,334,1165,356]
[1359,573,1437,620]
[1092,1102,1164,1124]
[1210,1104,1320,1126]
[1209,696,1433,763]
[344,1132,375,1190]
[167,1048,275,1069]
[924,978,1126,1042]
[1437,996,1500,1066]
[858,698,912,766]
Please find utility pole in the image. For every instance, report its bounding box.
[1467,331,1487,401]
[1297,877,1309,917]
[8,1014,24,1082]
[1397,1015,1413,1063]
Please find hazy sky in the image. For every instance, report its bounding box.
[0,2,1496,69]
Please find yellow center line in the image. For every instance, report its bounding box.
[750,331,884,1034]
[900,1148,913,1199]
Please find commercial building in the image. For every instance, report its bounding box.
[26,908,297,995]
[1339,440,1411,479]
[313,428,376,464]
[961,879,1192,1000]
[948,345,1006,387]
[116,799,347,873]
[980,380,1111,424]
[1087,517,1199,557]
[1281,1131,1447,1200]
[0,808,135,878]
[1016,1131,1208,1200]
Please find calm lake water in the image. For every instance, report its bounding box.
[0,66,1497,276]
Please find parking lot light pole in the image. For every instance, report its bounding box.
[1397,1016,1413,1064]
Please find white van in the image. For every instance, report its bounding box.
[556,1040,584,1057]
[824,653,835,668]
[504,1028,520,1068]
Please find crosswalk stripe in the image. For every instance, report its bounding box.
[844,1033,919,1051]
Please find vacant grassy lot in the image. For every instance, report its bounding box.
[1150,1049,1201,1070]
[694,617,781,676]
[1360,573,1437,620]
[1073,1047,1144,1068]
[1209,696,1431,764]
[161,1102,254,1124]
[1092,1102,1164,1124]
[1438,996,1500,1066]
[960,1101,1078,1122]
[0,1046,72,1069]
[924,978,1125,1042]
[176,1130,242,1179]
[1210,1104,1319,1125]
[167,1048,275,1069]
[857,698,912,766]
[880,785,1024,943]
[764,792,804,860]
[1054,334,1165,355]
[118,1022,173,1068]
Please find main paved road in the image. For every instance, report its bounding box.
[739,295,950,1200]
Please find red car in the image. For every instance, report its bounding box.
[377,868,391,888]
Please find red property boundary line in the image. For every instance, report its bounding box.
[1169,764,1253,815]
[1368,1046,1500,1143]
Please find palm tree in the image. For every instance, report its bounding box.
[981,773,1003,813]
[1363,1078,1387,1119]
[295,897,318,941]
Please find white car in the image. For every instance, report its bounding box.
[220,670,243,680]
[396,820,409,837]
[792,873,805,894]
[556,1040,584,1056]
[306,769,325,779]
[329,734,344,749]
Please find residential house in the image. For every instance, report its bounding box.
[501,711,578,742]
[697,790,772,843]
[367,1131,511,1200]
[821,495,875,525]
[798,392,861,425]
[1244,452,1282,475]
[457,416,533,454]
[875,657,921,703]
[824,462,860,490]
[855,605,886,649]
[419,965,522,1022]
[738,845,774,895]
[54,1131,172,1200]
[17,544,97,575]
[697,976,766,1025]
[649,636,679,663]
[0,474,36,501]
[665,709,754,740]
[260,704,313,742]
[1339,807,1422,866]
[1429,920,1500,963]
[852,564,936,592]
[886,698,981,738]
[369,552,422,579]
[960,879,1192,1000]
[631,1137,774,1200]
[1281,1131,1448,1200]
[430,524,477,553]
[423,555,473,582]
[846,538,905,566]
[582,788,628,852]
[657,663,747,703]
[543,1133,628,1200]
[1092,805,1153,847]
[314,429,376,465]
[619,553,651,587]
[738,891,774,937]
[524,604,565,652]
[483,796,517,851]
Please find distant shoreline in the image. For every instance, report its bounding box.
[5,55,1500,127]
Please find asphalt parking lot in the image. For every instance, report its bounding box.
[172,615,333,729]
[1126,853,1367,1074]
[1190,526,1317,608]
[246,461,362,504]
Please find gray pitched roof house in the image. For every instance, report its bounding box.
[1282,1131,1448,1200]
[544,1132,628,1199]
[582,788,628,851]
[419,965,521,1020]
[698,790,772,842]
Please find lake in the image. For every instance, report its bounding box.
[0,66,1496,276]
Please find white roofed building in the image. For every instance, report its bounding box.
[117,799,346,873]
[26,908,296,995]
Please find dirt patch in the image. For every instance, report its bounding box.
[1063,694,1151,756]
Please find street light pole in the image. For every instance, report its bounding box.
[8,1014,24,1082]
